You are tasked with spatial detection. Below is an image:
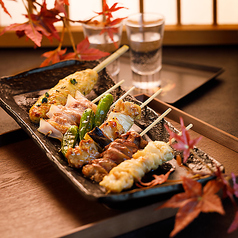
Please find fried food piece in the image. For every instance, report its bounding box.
[99,141,174,193]
[29,69,98,123]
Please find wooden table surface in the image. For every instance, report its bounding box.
[0,45,238,238]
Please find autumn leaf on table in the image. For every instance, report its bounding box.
[215,166,235,203]
[159,176,225,237]
[165,117,202,163]
[232,173,238,198]
[64,37,110,61]
[40,48,67,67]
[228,210,238,233]
[220,172,238,234]
[136,170,172,188]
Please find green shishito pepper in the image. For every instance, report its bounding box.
[79,108,95,140]
[94,93,113,127]
[61,125,79,157]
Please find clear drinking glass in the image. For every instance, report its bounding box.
[82,17,123,77]
[125,13,165,89]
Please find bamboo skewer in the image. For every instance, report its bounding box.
[91,80,125,103]
[93,45,129,73]
[140,108,172,136]
[140,88,163,109]
[111,86,136,108]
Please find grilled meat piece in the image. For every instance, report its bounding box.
[99,141,174,193]
[82,131,148,182]
[29,69,98,123]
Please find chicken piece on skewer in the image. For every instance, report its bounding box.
[29,68,98,124]
[29,45,129,124]
[37,91,97,140]
[65,100,142,168]
[99,141,174,193]
[82,131,148,183]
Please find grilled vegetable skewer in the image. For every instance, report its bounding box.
[61,125,79,157]
[29,45,129,124]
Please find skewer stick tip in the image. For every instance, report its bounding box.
[92,80,125,103]
[111,86,136,108]
[140,107,172,136]
[140,88,163,109]
[93,45,129,73]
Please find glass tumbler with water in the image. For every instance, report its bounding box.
[125,13,165,89]
[82,17,123,77]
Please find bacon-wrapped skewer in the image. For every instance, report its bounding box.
[37,91,97,140]
[37,80,124,140]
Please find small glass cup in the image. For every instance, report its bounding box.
[125,13,165,89]
[82,17,123,77]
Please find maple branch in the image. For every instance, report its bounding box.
[62,17,77,54]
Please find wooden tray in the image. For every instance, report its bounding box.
[1,95,238,238]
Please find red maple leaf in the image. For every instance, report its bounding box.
[29,0,61,41]
[0,0,13,18]
[159,176,225,237]
[232,173,238,198]
[100,17,126,48]
[40,47,67,67]
[215,166,235,203]
[136,170,172,188]
[96,0,126,21]
[0,22,51,47]
[64,37,110,61]
[54,0,69,16]
[228,210,238,233]
[165,117,202,163]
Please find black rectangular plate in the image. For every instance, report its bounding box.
[0,60,222,209]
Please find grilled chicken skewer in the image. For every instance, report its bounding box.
[65,88,164,168]
[82,108,172,183]
[37,80,124,140]
[65,100,141,168]
[38,91,97,140]
[29,45,129,124]
[99,124,192,193]
[82,131,148,183]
